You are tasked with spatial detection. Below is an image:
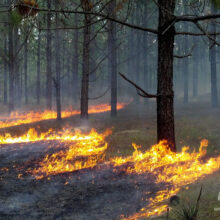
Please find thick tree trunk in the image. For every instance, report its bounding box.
[55,2,62,121]
[80,0,91,119]
[36,31,41,104]
[46,0,52,110]
[209,4,218,108]
[108,0,117,117]
[72,14,79,104]
[157,0,176,152]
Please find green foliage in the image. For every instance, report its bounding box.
[169,187,202,220]
[10,11,23,26]
[211,0,220,9]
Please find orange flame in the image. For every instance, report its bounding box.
[112,139,220,219]
[0,128,111,145]
[0,128,111,178]
[0,125,219,219]
[0,102,128,129]
[32,129,111,179]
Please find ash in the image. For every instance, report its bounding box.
[0,142,169,220]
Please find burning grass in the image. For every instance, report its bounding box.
[1,126,220,219]
[1,102,220,219]
[32,129,111,179]
[113,139,220,219]
[0,102,128,129]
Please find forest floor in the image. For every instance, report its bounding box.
[1,98,220,219]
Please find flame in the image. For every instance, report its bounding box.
[32,129,111,179]
[0,102,128,129]
[0,127,112,145]
[0,127,111,179]
[0,123,219,219]
[111,139,220,219]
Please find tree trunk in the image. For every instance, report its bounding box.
[46,0,52,110]
[183,2,189,104]
[8,2,14,113]
[24,36,28,104]
[80,0,91,119]
[4,35,8,104]
[108,0,117,117]
[157,0,176,152]
[143,1,149,95]
[14,26,20,105]
[36,30,41,104]
[55,1,62,121]
[72,14,79,104]
[209,3,218,108]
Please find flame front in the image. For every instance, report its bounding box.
[0,128,111,179]
[0,128,111,145]
[1,126,220,219]
[32,129,111,179]
[0,102,127,129]
[112,139,220,219]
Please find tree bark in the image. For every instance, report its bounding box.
[24,35,28,104]
[55,1,62,121]
[80,0,91,119]
[4,35,8,104]
[8,2,14,113]
[36,30,41,104]
[108,0,117,117]
[72,14,79,104]
[183,2,189,104]
[14,26,20,105]
[157,0,176,152]
[46,0,52,110]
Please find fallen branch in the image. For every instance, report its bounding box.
[119,72,157,98]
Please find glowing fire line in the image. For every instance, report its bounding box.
[31,129,111,179]
[112,140,220,219]
[0,102,128,129]
[0,127,220,219]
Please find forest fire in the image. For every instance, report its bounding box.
[32,129,111,179]
[1,128,220,219]
[112,140,220,219]
[0,102,127,129]
[0,127,111,145]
